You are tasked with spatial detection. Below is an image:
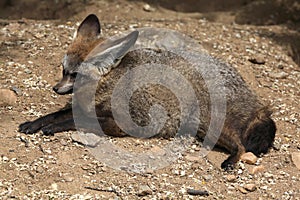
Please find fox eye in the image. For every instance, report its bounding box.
[70,72,77,79]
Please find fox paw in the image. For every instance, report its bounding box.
[221,159,236,171]
[19,121,40,134]
[41,125,55,136]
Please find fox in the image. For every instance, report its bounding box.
[19,14,276,170]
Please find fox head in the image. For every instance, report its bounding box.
[53,14,139,95]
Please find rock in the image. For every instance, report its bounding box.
[185,154,201,162]
[248,56,265,64]
[249,165,265,174]
[0,89,17,106]
[2,156,9,162]
[24,68,32,74]
[244,184,257,192]
[226,174,236,182]
[180,170,186,176]
[264,172,273,178]
[203,175,212,181]
[143,4,155,12]
[150,146,166,156]
[238,187,248,194]
[71,132,100,147]
[187,189,209,196]
[50,183,58,190]
[269,71,289,79]
[240,152,258,165]
[64,176,74,182]
[138,185,152,196]
[291,152,300,170]
[36,166,44,173]
[11,86,22,96]
[273,142,281,151]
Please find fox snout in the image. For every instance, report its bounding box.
[53,72,76,95]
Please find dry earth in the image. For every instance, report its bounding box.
[0,0,300,199]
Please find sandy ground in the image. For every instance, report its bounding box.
[0,0,299,199]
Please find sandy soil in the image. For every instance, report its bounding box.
[0,0,299,199]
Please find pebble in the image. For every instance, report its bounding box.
[50,183,58,190]
[248,56,265,64]
[240,152,258,165]
[137,185,152,196]
[203,175,212,181]
[249,165,265,174]
[0,89,17,106]
[187,189,209,196]
[264,172,273,178]
[36,166,44,173]
[226,175,236,182]
[291,152,300,170]
[269,71,289,79]
[238,187,248,194]
[11,86,22,96]
[150,146,166,156]
[24,68,32,74]
[143,4,155,12]
[2,156,9,162]
[64,176,74,182]
[185,154,201,162]
[273,142,281,151]
[244,184,257,192]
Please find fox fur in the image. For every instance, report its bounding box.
[19,14,276,170]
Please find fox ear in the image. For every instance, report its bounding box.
[80,31,139,78]
[77,14,101,39]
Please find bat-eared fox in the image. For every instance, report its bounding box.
[19,14,276,170]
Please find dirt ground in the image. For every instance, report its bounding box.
[0,0,299,199]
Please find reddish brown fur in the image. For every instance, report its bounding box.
[67,35,104,61]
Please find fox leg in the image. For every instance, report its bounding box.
[40,118,76,135]
[19,108,73,134]
[217,129,246,170]
[41,116,125,136]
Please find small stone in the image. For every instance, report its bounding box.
[238,187,248,194]
[248,56,265,65]
[273,142,281,151]
[226,175,236,182]
[203,175,212,181]
[185,154,201,162]
[60,139,68,146]
[264,172,273,178]
[11,86,22,96]
[71,132,100,147]
[150,146,165,156]
[240,152,258,165]
[291,152,300,170]
[187,189,209,196]
[180,170,186,176]
[244,184,257,192]
[249,165,265,174]
[277,64,284,69]
[228,186,235,190]
[0,89,17,106]
[36,166,44,173]
[269,71,289,79]
[24,68,32,74]
[143,4,155,12]
[2,156,9,162]
[50,183,58,190]
[64,176,74,182]
[138,185,152,196]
